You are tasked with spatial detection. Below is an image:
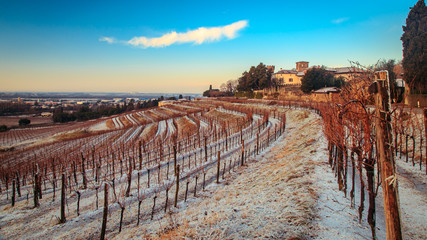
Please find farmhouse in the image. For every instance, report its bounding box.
[273,61,308,86]
[273,61,363,86]
[325,67,364,81]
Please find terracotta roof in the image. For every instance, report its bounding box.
[275,70,297,74]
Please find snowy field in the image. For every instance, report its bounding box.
[0,109,425,239]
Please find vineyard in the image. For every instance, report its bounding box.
[0,93,426,239]
[0,99,288,239]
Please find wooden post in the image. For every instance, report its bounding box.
[226,130,228,151]
[164,188,169,213]
[100,183,108,240]
[11,180,15,207]
[151,196,157,220]
[241,140,245,166]
[370,71,402,240]
[194,176,198,196]
[60,174,66,223]
[15,172,21,198]
[173,145,177,174]
[256,133,259,155]
[76,191,81,216]
[81,154,87,189]
[185,181,189,202]
[125,159,132,197]
[204,137,208,162]
[34,170,39,208]
[139,141,143,170]
[174,165,180,207]
[217,151,221,183]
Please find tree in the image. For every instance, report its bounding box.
[237,63,272,91]
[220,80,238,96]
[401,0,427,92]
[127,99,135,111]
[300,67,340,93]
[237,71,250,91]
[0,125,7,132]
[18,118,30,126]
[203,90,210,97]
[271,77,284,91]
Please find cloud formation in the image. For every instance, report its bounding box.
[100,20,248,48]
[332,17,349,24]
[99,37,116,44]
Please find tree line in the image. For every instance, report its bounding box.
[52,99,159,123]
[0,102,35,116]
[237,63,274,91]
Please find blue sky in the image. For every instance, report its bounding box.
[0,0,415,93]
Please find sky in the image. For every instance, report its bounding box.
[0,0,417,94]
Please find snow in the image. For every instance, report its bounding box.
[112,117,124,128]
[125,126,143,143]
[199,118,209,131]
[125,114,139,126]
[1,108,425,240]
[167,118,176,137]
[137,111,155,123]
[156,120,167,137]
[88,120,109,132]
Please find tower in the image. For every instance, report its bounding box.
[296,61,309,72]
[266,65,275,73]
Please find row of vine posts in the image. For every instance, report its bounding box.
[0,102,287,239]
[295,69,425,240]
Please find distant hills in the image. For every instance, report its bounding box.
[0,92,201,100]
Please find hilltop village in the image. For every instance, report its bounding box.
[203,60,419,107]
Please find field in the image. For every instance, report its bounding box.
[0,99,425,239]
[0,115,53,128]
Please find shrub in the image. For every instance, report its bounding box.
[0,125,8,132]
[255,92,263,99]
[18,118,30,126]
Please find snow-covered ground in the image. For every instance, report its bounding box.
[88,120,109,131]
[0,109,425,239]
[113,110,369,239]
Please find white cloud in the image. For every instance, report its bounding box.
[332,17,349,24]
[100,20,248,48]
[99,37,116,44]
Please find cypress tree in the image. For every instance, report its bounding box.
[401,0,427,92]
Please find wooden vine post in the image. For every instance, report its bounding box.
[241,140,245,166]
[100,183,108,240]
[204,136,208,162]
[11,180,15,207]
[173,145,177,174]
[34,167,40,208]
[174,165,180,207]
[369,70,402,240]
[217,151,221,183]
[60,173,66,223]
